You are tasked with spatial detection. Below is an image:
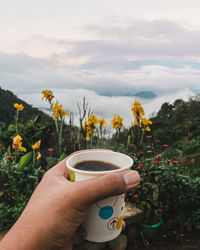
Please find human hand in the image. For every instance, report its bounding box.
[0,150,140,250]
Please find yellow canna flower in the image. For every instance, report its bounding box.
[41,89,54,104]
[98,118,106,128]
[13,135,23,144]
[37,152,42,160]
[18,145,27,152]
[145,126,151,132]
[111,114,123,129]
[53,102,61,112]
[86,130,91,141]
[14,103,24,111]
[131,100,144,121]
[60,108,69,117]
[53,102,69,120]
[12,135,26,152]
[141,117,152,131]
[88,114,98,128]
[32,140,41,150]
[133,120,137,126]
[53,111,60,120]
[86,129,95,141]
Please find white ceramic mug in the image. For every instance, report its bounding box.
[66,150,133,242]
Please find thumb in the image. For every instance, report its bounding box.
[75,170,140,207]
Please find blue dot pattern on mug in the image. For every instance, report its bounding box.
[99,206,114,220]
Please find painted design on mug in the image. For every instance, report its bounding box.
[107,217,119,230]
[116,215,123,230]
[69,170,75,182]
[96,196,118,220]
[99,206,114,219]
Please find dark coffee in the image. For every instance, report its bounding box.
[74,160,120,171]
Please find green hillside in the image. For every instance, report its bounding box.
[0,87,47,125]
[149,95,200,170]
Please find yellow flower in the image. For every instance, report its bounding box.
[141,117,152,131]
[88,114,98,128]
[141,117,152,126]
[111,114,123,129]
[12,135,26,152]
[98,118,106,128]
[145,126,151,132]
[86,129,95,141]
[86,130,91,141]
[18,145,27,152]
[53,102,69,120]
[133,120,137,126]
[32,140,41,150]
[37,152,42,160]
[131,100,144,120]
[14,103,24,111]
[13,135,23,144]
[41,89,54,104]
[53,111,60,120]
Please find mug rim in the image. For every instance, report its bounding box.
[66,150,133,176]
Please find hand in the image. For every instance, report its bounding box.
[0,151,140,250]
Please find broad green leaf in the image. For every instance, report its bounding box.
[18,151,33,171]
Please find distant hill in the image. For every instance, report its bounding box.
[133,91,156,99]
[0,87,48,125]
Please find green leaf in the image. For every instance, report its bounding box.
[153,191,159,201]
[58,152,68,163]
[18,151,33,171]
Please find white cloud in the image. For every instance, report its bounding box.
[1,51,200,98]
[18,88,195,133]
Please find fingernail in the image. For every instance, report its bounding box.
[123,171,140,187]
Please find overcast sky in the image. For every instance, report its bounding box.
[0,0,200,127]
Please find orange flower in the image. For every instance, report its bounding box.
[41,89,54,104]
[14,103,24,111]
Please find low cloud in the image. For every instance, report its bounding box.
[18,88,194,131]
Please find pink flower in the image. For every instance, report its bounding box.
[24,179,28,182]
[138,164,144,168]
[183,158,188,164]
[137,150,144,156]
[155,139,160,143]
[146,135,152,139]
[172,160,179,164]
[147,150,152,153]
[155,154,162,159]
[0,149,2,152]
[48,148,54,152]
[130,144,135,147]
[0,144,3,147]
[7,156,13,161]
[153,160,159,165]
[162,144,168,148]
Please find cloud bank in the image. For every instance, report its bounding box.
[1,18,200,130]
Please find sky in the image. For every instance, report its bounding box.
[0,0,200,128]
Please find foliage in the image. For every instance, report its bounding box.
[129,135,200,228]
[0,87,200,232]
[0,149,44,230]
